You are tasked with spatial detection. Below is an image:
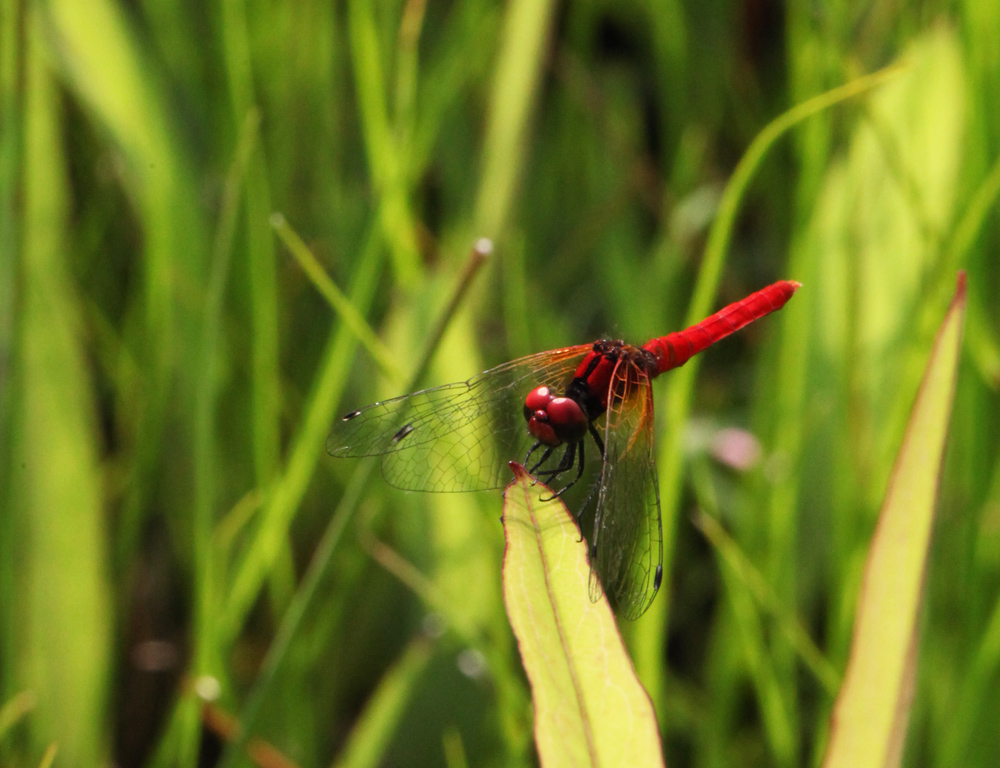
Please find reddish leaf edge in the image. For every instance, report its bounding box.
[822,269,967,768]
[500,459,643,669]
[507,460,533,484]
[502,461,601,765]
[501,461,664,767]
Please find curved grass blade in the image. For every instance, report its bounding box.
[502,463,664,768]
[636,62,905,702]
[822,272,967,768]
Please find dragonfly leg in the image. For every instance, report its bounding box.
[590,477,607,561]
[588,421,605,457]
[574,473,601,533]
[535,441,577,483]
[547,440,587,499]
[536,442,578,500]
[524,440,543,468]
[527,446,555,479]
[589,530,600,568]
[566,425,604,529]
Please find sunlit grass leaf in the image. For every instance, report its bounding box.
[12,25,111,768]
[502,463,664,768]
[0,691,36,740]
[813,29,965,510]
[822,273,967,768]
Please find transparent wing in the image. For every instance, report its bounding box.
[588,361,664,620]
[327,345,592,491]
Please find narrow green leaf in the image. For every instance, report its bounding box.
[635,62,905,704]
[822,272,967,768]
[333,639,434,768]
[347,0,421,283]
[0,691,36,740]
[220,0,282,489]
[36,744,58,768]
[271,213,403,383]
[15,22,110,765]
[502,464,664,768]
[222,220,384,646]
[694,512,840,697]
[474,0,558,240]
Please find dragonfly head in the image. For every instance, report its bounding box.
[523,386,588,446]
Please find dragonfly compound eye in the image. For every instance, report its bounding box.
[546,397,587,443]
[524,386,553,411]
[526,412,560,446]
[523,385,554,422]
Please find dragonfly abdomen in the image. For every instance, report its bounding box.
[642,280,800,374]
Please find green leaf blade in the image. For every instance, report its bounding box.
[502,464,665,768]
[823,273,967,768]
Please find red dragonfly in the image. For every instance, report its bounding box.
[329,280,800,618]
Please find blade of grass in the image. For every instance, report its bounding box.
[38,0,207,596]
[473,0,557,241]
[0,691,36,740]
[0,1,23,731]
[756,220,815,760]
[442,725,470,768]
[942,152,1000,385]
[936,579,1000,765]
[348,0,421,285]
[0,0,19,442]
[693,510,840,696]
[42,0,215,750]
[272,213,403,383]
[690,459,794,764]
[221,0,282,489]
[408,238,492,388]
[218,234,493,764]
[192,108,260,696]
[361,514,531,753]
[36,744,57,768]
[222,217,385,645]
[330,638,435,768]
[218,458,379,768]
[408,3,500,180]
[16,24,110,765]
[633,61,905,707]
[822,273,966,768]
[853,31,966,516]
[502,463,665,768]
[223,219,492,644]
[362,527,491,648]
[936,581,1000,765]
[393,0,426,181]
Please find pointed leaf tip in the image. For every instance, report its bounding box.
[508,461,531,482]
[953,270,967,302]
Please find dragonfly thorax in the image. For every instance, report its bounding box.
[523,385,589,447]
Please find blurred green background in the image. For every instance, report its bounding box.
[2,0,998,766]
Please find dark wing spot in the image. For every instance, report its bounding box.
[391,424,415,444]
[653,564,663,591]
[342,410,362,421]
